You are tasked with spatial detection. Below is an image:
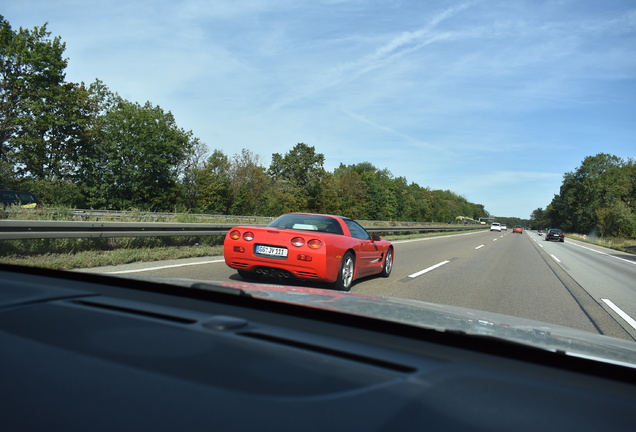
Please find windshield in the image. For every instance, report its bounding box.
[2,1,635,365]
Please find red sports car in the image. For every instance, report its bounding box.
[224,213,394,291]
[513,226,523,233]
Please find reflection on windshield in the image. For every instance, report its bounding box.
[2,1,635,362]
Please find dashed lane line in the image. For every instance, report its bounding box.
[602,298,636,331]
[408,260,450,278]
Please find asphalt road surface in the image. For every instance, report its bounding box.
[82,229,636,341]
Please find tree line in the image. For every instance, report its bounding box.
[0,16,488,222]
[181,144,488,221]
[530,153,636,238]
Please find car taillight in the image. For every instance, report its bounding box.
[229,230,241,240]
[243,231,254,241]
[307,239,323,249]
[291,237,305,247]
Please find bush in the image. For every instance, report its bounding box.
[17,179,86,208]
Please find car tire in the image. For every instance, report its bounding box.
[380,248,393,277]
[335,251,355,291]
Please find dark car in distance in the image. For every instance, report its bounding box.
[0,190,42,209]
[545,229,565,242]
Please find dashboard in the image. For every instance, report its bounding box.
[1,264,635,431]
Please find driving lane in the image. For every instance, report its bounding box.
[355,230,605,334]
[527,232,636,339]
[79,230,634,341]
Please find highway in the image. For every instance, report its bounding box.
[83,229,636,341]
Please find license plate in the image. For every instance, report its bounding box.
[255,245,288,257]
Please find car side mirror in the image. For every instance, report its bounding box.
[371,234,382,241]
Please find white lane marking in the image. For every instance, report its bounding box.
[475,244,485,250]
[392,229,485,244]
[107,259,225,274]
[602,299,636,331]
[493,238,497,242]
[550,254,561,263]
[409,260,450,278]
[567,241,636,266]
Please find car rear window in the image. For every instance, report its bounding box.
[268,214,344,235]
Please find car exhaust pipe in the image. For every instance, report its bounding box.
[255,268,291,279]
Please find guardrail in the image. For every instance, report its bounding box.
[0,220,484,240]
[69,209,274,224]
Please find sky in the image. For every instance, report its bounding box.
[3,0,635,218]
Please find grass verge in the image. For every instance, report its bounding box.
[566,233,636,254]
[0,244,224,270]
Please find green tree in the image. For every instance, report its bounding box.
[363,166,397,220]
[530,207,549,229]
[176,138,210,211]
[192,149,232,214]
[548,153,635,236]
[408,182,433,222]
[77,95,194,210]
[430,189,466,222]
[468,203,488,220]
[0,16,69,186]
[332,164,371,219]
[268,143,325,212]
[332,162,399,220]
[228,148,269,215]
[316,171,343,215]
[392,176,411,220]
[596,201,635,238]
[12,82,92,181]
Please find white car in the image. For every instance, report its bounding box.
[490,222,501,232]
[501,224,507,231]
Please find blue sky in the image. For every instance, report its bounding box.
[4,0,635,218]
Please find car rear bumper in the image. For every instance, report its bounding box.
[228,259,329,280]
[225,245,336,283]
